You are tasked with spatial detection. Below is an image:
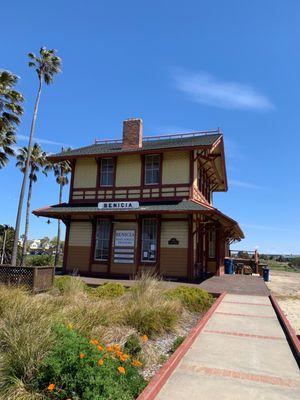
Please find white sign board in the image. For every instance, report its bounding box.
[98,201,139,210]
[114,230,135,247]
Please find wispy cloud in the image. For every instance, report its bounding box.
[17,134,70,147]
[172,68,274,111]
[228,179,263,189]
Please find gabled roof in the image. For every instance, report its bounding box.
[47,131,222,161]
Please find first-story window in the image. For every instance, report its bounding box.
[141,218,158,262]
[94,219,111,261]
[208,227,216,259]
[100,158,115,186]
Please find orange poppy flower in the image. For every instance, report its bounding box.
[106,345,113,352]
[118,366,125,374]
[97,345,104,351]
[79,353,85,359]
[132,359,142,367]
[141,335,148,342]
[90,339,99,345]
[48,383,55,391]
[98,359,104,366]
[113,344,121,351]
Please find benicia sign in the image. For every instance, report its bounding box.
[98,201,140,210]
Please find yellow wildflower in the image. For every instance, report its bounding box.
[67,323,73,330]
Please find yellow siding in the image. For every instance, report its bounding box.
[160,221,188,248]
[73,158,97,188]
[69,222,92,247]
[115,155,141,186]
[162,151,190,184]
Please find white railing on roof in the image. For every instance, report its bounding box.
[94,129,221,145]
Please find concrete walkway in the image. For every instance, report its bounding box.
[155,293,300,400]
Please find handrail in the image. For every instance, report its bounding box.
[94,129,220,145]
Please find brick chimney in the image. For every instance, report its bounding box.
[122,118,143,149]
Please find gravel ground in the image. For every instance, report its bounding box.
[142,312,202,380]
[266,270,300,335]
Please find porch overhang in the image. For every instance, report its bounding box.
[33,199,244,242]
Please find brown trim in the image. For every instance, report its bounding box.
[62,219,70,273]
[141,153,163,188]
[189,150,194,197]
[137,215,160,268]
[107,219,114,274]
[187,214,193,281]
[89,217,113,271]
[69,160,76,203]
[89,218,96,272]
[96,156,117,189]
[137,292,227,400]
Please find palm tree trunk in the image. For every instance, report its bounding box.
[11,78,42,266]
[54,182,63,266]
[21,174,33,266]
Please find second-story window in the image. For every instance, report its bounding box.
[100,158,114,186]
[144,154,160,185]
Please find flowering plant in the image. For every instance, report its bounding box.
[33,325,146,399]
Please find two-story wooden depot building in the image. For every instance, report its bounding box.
[34,119,244,280]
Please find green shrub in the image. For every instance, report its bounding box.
[123,334,142,358]
[169,336,186,354]
[26,254,54,266]
[165,286,214,312]
[33,325,146,400]
[94,282,125,298]
[54,276,89,294]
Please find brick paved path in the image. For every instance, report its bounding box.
[154,293,300,400]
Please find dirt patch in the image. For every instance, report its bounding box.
[266,271,300,335]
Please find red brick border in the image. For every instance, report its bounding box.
[136,292,227,400]
[269,294,300,367]
[204,329,285,341]
[180,363,299,388]
[223,300,271,307]
[215,311,276,319]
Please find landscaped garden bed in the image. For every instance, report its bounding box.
[0,275,214,399]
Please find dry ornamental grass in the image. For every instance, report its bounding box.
[0,274,214,399]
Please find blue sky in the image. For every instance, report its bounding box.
[1,0,299,254]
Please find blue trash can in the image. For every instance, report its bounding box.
[224,258,234,274]
[263,266,270,282]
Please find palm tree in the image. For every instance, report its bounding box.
[52,150,71,266]
[0,130,16,168]
[11,47,61,266]
[16,143,50,265]
[0,70,24,168]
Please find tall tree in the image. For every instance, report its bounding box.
[16,143,49,265]
[0,70,24,168]
[52,151,71,266]
[11,48,61,265]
